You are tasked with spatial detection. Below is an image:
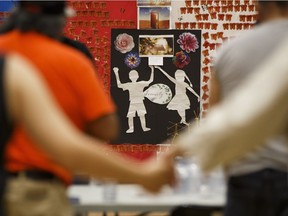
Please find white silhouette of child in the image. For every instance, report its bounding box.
[113,66,154,133]
[155,66,200,125]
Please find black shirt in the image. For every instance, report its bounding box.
[0,56,13,216]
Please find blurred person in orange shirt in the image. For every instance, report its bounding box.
[0,53,175,216]
[0,1,121,215]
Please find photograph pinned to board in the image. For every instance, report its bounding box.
[138,6,171,29]
[137,0,171,6]
[139,35,174,57]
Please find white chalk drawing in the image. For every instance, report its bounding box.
[155,66,200,125]
[113,66,154,133]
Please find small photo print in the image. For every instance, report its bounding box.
[137,0,171,6]
[139,35,174,57]
[138,7,171,29]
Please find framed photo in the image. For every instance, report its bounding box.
[137,0,171,6]
[138,6,171,29]
[139,35,174,57]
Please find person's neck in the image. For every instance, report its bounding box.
[261,7,288,21]
[261,15,288,24]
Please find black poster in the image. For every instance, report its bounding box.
[111,29,201,144]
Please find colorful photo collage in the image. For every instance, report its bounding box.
[111,29,201,144]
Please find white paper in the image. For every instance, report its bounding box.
[148,56,163,66]
[144,83,172,104]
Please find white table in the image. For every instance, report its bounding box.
[68,184,226,214]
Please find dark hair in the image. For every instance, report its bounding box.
[275,1,288,7]
[0,11,18,34]
[19,1,66,15]
[259,1,288,7]
[0,9,66,39]
[0,1,66,38]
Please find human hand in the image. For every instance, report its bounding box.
[139,152,176,193]
[113,67,119,73]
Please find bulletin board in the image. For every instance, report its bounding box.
[0,0,258,156]
[110,29,201,145]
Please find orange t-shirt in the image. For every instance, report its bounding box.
[0,31,115,185]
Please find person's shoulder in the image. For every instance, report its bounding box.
[61,37,94,61]
[223,22,278,49]
[217,31,252,54]
[62,37,84,50]
[217,22,285,60]
[42,38,93,67]
[214,27,265,64]
[0,30,17,43]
